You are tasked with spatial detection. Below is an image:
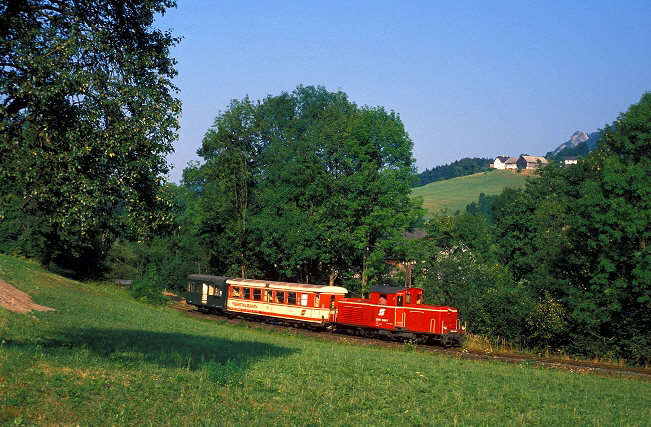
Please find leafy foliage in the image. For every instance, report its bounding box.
[183,85,423,290]
[473,92,651,363]
[0,0,181,271]
[563,93,651,363]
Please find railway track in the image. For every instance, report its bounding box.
[167,295,651,381]
[443,348,651,380]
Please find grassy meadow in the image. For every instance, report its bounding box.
[411,169,530,217]
[1,254,650,427]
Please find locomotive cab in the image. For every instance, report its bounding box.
[369,286,423,306]
[336,285,465,347]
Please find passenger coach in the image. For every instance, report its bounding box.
[226,278,348,326]
[186,274,228,313]
[186,275,348,327]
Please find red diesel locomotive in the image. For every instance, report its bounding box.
[186,275,465,347]
[336,285,464,347]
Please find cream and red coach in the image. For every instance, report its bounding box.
[186,275,348,326]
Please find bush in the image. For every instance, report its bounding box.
[130,269,167,305]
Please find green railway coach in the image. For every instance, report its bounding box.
[186,274,229,313]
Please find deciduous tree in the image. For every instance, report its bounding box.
[187,86,422,289]
[0,0,181,270]
[566,92,651,363]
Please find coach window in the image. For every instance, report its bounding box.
[314,294,320,307]
[214,286,222,298]
[288,292,297,305]
[187,282,192,292]
[243,287,251,299]
[232,287,241,298]
[253,288,261,301]
[276,291,285,304]
[301,293,309,307]
[397,295,404,307]
[264,290,272,302]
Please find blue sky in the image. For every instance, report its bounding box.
[156,1,651,183]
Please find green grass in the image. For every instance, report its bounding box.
[412,169,530,217]
[1,255,650,427]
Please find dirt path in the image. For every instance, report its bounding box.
[0,279,55,314]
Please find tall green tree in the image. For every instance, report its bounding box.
[189,97,262,278]
[0,0,181,270]
[253,86,422,289]
[566,93,651,363]
[486,92,651,363]
[187,86,422,289]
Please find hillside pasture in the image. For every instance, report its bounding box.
[411,169,530,217]
[1,255,650,427]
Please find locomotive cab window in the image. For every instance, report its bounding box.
[397,295,404,307]
[406,293,411,304]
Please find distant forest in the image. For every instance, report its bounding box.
[416,157,493,187]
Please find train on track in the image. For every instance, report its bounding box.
[185,274,465,347]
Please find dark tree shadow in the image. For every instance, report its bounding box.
[26,327,298,384]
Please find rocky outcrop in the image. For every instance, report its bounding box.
[553,131,589,154]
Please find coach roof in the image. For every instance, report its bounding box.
[226,278,348,294]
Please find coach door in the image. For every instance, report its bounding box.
[299,292,312,319]
[395,295,406,328]
[202,282,209,304]
[326,295,337,322]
